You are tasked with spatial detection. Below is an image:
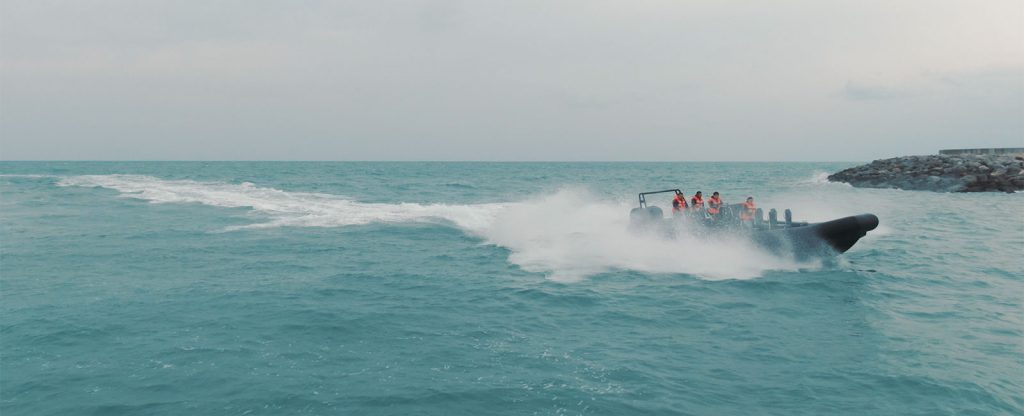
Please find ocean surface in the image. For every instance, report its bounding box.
[1,162,1021,415]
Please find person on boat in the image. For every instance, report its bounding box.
[739,196,756,225]
[707,192,722,215]
[690,191,704,212]
[672,192,688,215]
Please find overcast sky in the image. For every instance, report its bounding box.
[1,0,1021,161]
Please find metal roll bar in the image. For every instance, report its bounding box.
[638,189,683,208]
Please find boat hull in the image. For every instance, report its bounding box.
[750,214,879,256]
[629,208,879,257]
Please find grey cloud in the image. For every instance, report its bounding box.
[1,0,1022,161]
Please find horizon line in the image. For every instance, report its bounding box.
[0,159,869,163]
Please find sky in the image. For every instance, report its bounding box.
[1,0,1021,161]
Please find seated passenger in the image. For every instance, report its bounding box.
[672,192,687,215]
[739,196,756,223]
[707,192,722,215]
[690,191,704,211]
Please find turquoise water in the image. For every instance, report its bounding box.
[2,162,1021,415]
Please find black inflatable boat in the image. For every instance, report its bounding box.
[629,189,879,257]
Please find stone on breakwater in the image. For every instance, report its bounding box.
[828,154,1024,193]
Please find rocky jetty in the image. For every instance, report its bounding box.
[828,154,1024,193]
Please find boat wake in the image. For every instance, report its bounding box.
[57,175,504,231]
[58,175,810,281]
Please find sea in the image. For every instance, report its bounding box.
[1,162,1021,415]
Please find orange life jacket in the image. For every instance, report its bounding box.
[690,195,704,209]
[740,201,756,220]
[707,196,721,214]
[672,194,687,212]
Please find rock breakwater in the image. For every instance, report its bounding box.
[828,154,1024,193]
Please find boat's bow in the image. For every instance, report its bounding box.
[809,213,879,253]
[753,213,879,257]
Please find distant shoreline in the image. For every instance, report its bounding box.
[0,160,906,163]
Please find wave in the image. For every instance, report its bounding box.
[58,174,806,281]
[806,171,832,185]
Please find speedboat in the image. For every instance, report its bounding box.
[628,189,879,257]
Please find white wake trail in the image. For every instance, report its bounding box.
[58,175,804,281]
[57,175,504,231]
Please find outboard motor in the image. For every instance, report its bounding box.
[768,209,778,229]
[629,189,684,234]
[784,209,793,227]
[630,206,664,223]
